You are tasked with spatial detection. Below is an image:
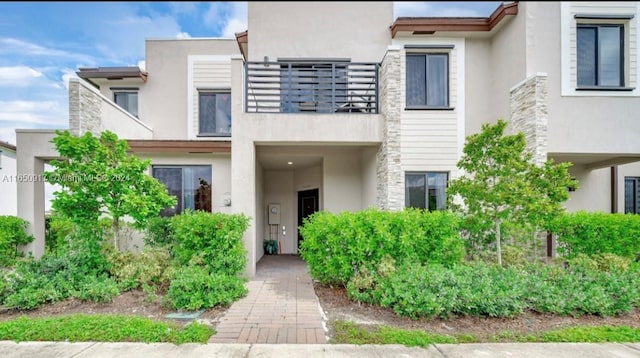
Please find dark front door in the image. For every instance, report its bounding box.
[297,188,319,250]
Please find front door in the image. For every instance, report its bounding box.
[297,188,319,250]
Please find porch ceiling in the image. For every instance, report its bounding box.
[258,153,322,170]
[550,153,640,170]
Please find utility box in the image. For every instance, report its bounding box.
[268,204,281,225]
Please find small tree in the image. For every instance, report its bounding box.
[447,120,576,265]
[45,130,176,250]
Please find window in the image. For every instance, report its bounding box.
[113,90,138,117]
[405,172,448,211]
[280,63,348,113]
[199,92,231,136]
[152,165,212,216]
[625,177,640,214]
[406,53,449,108]
[577,24,624,87]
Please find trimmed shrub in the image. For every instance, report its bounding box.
[164,264,247,310]
[549,212,640,259]
[299,208,464,285]
[0,216,34,266]
[170,211,249,276]
[348,261,640,319]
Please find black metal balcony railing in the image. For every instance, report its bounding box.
[245,61,379,114]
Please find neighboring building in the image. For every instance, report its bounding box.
[17,2,640,275]
[0,141,17,216]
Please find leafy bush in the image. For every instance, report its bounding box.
[347,261,640,319]
[164,264,247,310]
[107,247,171,291]
[171,210,249,276]
[0,216,35,267]
[144,217,174,247]
[299,208,464,285]
[549,212,640,259]
[71,275,120,303]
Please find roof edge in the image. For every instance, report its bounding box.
[391,1,518,38]
[76,66,148,82]
[235,30,248,61]
[0,140,16,151]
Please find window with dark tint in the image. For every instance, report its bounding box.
[577,25,624,87]
[152,166,212,216]
[280,63,347,113]
[406,53,448,107]
[199,92,231,135]
[405,172,448,211]
[114,91,138,117]
[625,177,640,214]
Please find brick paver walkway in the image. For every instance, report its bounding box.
[209,255,327,344]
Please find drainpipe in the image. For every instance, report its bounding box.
[611,166,618,213]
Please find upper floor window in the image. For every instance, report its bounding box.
[199,91,231,136]
[113,90,138,117]
[152,165,212,217]
[406,53,449,108]
[577,24,624,88]
[280,63,348,113]
[405,172,448,211]
[625,177,640,214]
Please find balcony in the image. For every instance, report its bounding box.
[245,61,379,114]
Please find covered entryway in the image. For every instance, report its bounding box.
[254,144,378,263]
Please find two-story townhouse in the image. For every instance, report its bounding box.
[0,141,17,215]
[16,1,640,276]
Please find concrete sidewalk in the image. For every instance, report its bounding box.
[1,342,639,358]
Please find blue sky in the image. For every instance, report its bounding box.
[0,1,501,145]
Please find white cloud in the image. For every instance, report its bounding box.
[60,68,78,90]
[0,127,16,145]
[137,60,146,72]
[0,100,67,126]
[0,38,95,64]
[176,31,192,39]
[204,2,247,38]
[0,66,43,86]
[222,18,247,38]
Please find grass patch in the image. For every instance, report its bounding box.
[334,321,640,346]
[0,314,213,344]
[332,321,458,347]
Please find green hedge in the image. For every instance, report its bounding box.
[0,216,34,267]
[347,259,640,319]
[549,212,640,259]
[170,210,249,276]
[299,209,464,285]
[166,211,250,310]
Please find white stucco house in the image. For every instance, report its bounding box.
[0,141,17,216]
[16,1,640,276]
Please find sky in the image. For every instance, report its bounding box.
[0,1,501,145]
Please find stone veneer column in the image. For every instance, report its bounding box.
[376,49,403,211]
[509,74,548,165]
[68,78,103,136]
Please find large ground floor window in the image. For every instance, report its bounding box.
[405,172,448,211]
[152,165,212,216]
[625,177,640,214]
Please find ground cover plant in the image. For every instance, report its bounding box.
[0,314,213,344]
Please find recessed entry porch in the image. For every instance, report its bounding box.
[254,144,379,260]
